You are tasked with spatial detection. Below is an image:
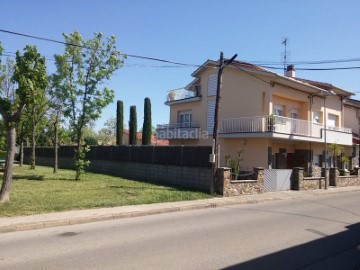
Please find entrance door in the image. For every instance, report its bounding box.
[286,153,294,169]
[277,148,287,169]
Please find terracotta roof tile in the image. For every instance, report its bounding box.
[293,77,334,91]
[231,61,271,73]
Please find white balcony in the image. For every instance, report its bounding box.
[165,88,201,105]
[219,115,352,145]
[156,122,201,140]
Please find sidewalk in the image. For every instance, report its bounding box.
[1,186,360,234]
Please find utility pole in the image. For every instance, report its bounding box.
[211,52,237,194]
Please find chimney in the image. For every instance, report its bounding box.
[285,65,295,77]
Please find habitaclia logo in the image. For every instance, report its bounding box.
[157,128,209,139]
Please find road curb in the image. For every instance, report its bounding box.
[0,198,287,234]
[1,187,359,234]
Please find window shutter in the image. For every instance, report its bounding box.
[208,73,218,96]
[207,100,215,134]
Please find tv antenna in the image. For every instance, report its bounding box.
[282,37,289,73]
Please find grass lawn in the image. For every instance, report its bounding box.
[0,166,213,217]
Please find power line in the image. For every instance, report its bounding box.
[231,65,271,86]
[0,28,202,68]
[252,58,360,65]
[260,65,360,71]
[1,28,359,71]
[0,52,198,68]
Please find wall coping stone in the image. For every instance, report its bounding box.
[339,175,357,178]
[303,177,324,181]
[230,180,258,183]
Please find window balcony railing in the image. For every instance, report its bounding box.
[157,122,200,129]
[156,122,200,139]
[166,88,200,102]
[219,115,352,138]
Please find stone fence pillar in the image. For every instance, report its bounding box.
[353,167,360,178]
[291,167,304,190]
[215,167,231,195]
[253,167,264,184]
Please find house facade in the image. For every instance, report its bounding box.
[157,61,357,173]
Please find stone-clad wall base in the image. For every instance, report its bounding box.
[292,167,360,190]
[301,178,325,190]
[224,180,263,196]
[337,177,360,187]
[217,167,264,197]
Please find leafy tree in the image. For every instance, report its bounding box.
[0,45,47,203]
[83,127,98,146]
[328,143,343,167]
[53,31,122,180]
[84,135,98,146]
[17,112,32,166]
[224,141,246,180]
[98,117,116,145]
[129,105,137,145]
[47,74,66,173]
[116,100,123,145]
[104,116,116,134]
[0,119,7,151]
[50,109,61,173]
[142,97,152,145]
[97,129,114,145]
[25,75,49,169]
[36,124,72,146]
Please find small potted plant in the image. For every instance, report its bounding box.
[224,142,246,180]
[341,156,350,176]
[167,91,176,101]
[267,114,276,131]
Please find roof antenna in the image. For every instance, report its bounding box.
[281,37,289,74]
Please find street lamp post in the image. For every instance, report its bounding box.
[322,90,336,190]
[324,96,328,190]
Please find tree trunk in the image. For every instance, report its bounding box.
[0,126,16,203]
[53,114,59,173]
[30,127,36,169]
[20,140,24,167]
[75,139,81,180]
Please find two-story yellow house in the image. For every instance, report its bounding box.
[157,60,356,172]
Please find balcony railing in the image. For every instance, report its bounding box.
[157,122,200,129]
[219,115,352,138]
[166,88,199,102]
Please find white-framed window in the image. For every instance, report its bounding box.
[313,154,320,166]
[327,114,337,127]
[273,105,284,116]
[208,73,217,96]
[290,109,299,119]
[178,111,192,127]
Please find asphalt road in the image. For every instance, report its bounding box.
[1,191,360,270]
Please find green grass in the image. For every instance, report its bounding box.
[0,166,213,217]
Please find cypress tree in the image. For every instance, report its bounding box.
[116,100,123,145]
[129,105,137,145]
[142,97,152,145]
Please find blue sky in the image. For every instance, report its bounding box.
[1,0,359,131]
